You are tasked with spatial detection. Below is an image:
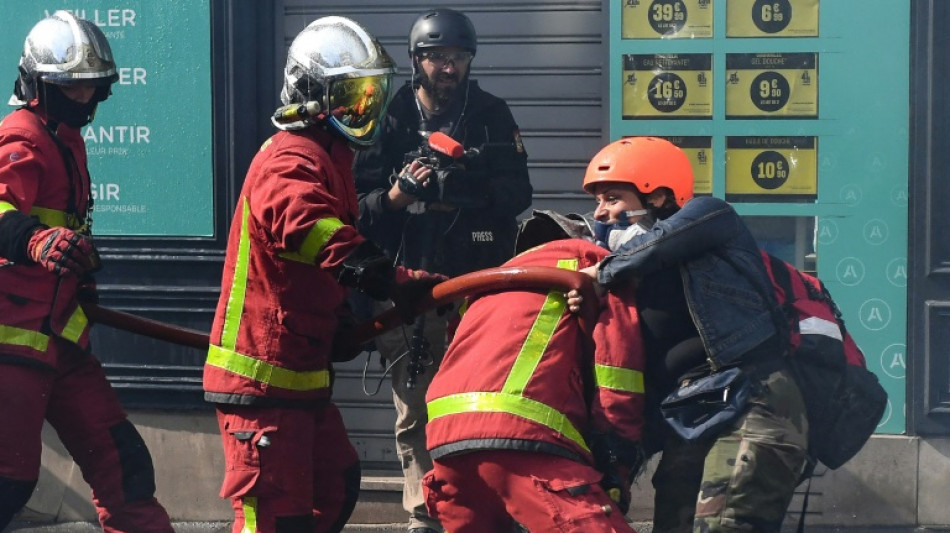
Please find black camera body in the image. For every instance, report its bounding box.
[401,141,490,209]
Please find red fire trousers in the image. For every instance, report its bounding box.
[216,403,360,533]
[423,449,637,533]
[0,339,173,533]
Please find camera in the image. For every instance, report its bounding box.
[399,133,491,209]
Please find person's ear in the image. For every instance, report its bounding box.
[646,190,668,208]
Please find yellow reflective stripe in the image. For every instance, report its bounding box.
[431,258,590,451]
[559,258,579,271]
[0,323,50,352]
[29,207,68,227]
[501,289,565,394]
[241,496,257,533]
[0,201,17,214]
[428,392,589,452]
[207,344,330,392]
[594,364,644,394]
[501,258,577,394]
[279,217,345,264]
[57,305,89,344]
[220,197,252,350]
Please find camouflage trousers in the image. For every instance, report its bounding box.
[652,364,809,533]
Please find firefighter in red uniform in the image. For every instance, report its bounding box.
[202,17,440,533]
[422,238,647,533]
[0,11,174,533]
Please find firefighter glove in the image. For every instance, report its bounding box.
[337,240,396,301]
[390,267,448,324]
[28,226,100,276]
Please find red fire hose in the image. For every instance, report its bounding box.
[82,266,600,351]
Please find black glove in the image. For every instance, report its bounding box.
[331,306,364,362]
[601,464,631,515]
[77,275,99,304]
[337,240,395,301]
[0,209,41,263]
[590,432,646,516]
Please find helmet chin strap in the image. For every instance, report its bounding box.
[621,209,648,221]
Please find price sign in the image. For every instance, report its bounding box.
[622,54,713,119]
[725,53,818,118]
[622,0,713,39]
[725,136,817,202]
[656,136,713,195]
[727,0,819,38]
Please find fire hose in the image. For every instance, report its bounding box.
[81,266,600,352]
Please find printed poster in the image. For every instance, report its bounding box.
[725,136,817,202]
[622,54,713,119]
[725,53,818,118]
[0,2,214,236]
[726,0,819,37]
[622,0,714,39]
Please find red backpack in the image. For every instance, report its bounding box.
[760,252,888,469]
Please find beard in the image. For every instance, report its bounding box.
[419,70,462,109]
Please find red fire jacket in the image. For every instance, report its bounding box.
[0,107,92,366]
[203,128,366,404]
[426,239,646,464]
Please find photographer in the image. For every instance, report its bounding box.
[353,8,532,533]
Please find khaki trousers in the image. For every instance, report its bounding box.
[375,305,449,531]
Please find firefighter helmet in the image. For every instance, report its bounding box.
[279,16,396,145]
[9,10,118,107]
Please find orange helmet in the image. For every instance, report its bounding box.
[583,137,694,207]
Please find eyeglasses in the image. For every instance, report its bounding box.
[419,51,473,67]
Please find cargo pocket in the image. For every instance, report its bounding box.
[533,472,615,531]
[219,417,279,500]
[422,470,449,519]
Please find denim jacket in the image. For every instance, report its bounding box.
[597,197,781,370]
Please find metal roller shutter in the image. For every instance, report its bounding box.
[278,0,606,467]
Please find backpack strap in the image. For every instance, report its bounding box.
[765,252,794,303]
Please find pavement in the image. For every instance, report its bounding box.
[5,521,658,533]
[10,523,950,533]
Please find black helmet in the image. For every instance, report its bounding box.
[408,8,477,57]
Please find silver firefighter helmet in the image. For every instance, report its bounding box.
[9,10,118,107]
[278,16,396,145]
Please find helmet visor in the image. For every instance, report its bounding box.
[327,74,391,145]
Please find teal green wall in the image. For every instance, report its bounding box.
[610,0,908,433]
[0,2,213,236]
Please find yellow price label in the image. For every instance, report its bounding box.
[622,0,714,39]
[725,136,817,202]
[725,53,818,118]
[726,0,819,37]
[622,54,713,119]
